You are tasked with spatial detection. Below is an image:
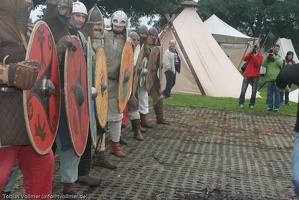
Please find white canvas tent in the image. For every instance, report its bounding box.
[276,38,299,63]
[159,1,255,98]
[204,14,254,70]
[289,89,299,103]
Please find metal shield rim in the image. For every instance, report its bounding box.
[87,37,98,148]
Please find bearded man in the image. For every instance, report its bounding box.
[104,10,128,158]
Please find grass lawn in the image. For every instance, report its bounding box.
[160,76,298,117]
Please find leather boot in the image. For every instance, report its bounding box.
[63,183,78,200]
[76,174,102,187]
[119,127,127,145]
[154,99,168,124]
[110,142,126,158]
[93,151,117,170]
[131,119,144,141]
[140,113,153,128]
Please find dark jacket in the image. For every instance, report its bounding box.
[0,20,30,146]
[276,64,299,132]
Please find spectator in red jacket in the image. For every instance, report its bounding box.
[239,44,264,109]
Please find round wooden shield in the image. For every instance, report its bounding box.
[146,46,160,91]
[132,44,144,95]
[23,20,60,155]
[87,37,97,148]
[139,57,148,88]
[94,48,108,128]
[64,36,89,156]
[118,42,134,113]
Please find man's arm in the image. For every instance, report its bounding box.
[0,56,39,90]
[276,64,299,90]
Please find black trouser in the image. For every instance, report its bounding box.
[163,71,176,98]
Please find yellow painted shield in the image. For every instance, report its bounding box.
[95,48,108,128]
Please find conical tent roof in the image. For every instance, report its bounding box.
[276,38,299,63]
[204,14,252,44]
[160,6,254,98]
[204,14,255,69]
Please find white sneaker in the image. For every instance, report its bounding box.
[239,104,244,108]
[250,105,254,109]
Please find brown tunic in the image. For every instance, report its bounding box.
[0,20,30,146]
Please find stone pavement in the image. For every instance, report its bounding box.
[11,106,299,199]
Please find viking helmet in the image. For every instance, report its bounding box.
[69,1,87,31]
[147,27,160,45]
[136,25,148,36]
[148,27,158,37]
[44,0,72,42]
[87,4,104,25]
[72,0,87,16]
[81,4,104,43]
[110,10,128,27]
[129,31,140,47]
[46,0,72,17]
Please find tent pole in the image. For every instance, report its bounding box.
[169,23,206,95]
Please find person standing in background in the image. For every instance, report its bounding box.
[162,39,181,99]
[280,51,296,105]
[262,45,283,112]
[238,44,263,109]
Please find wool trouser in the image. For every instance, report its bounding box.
[0,146,54,199]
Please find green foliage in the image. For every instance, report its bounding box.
[197,0,299,55]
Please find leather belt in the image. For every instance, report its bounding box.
[0,86,21,93]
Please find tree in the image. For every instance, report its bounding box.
[197,0,299,54]
[33,0,183,28]
[32,0,299,54]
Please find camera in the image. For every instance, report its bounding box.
[267,48,275,61]
[268,48,274,57]
[252,44,258,54]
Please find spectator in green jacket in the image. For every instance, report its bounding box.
[262,44,283,112]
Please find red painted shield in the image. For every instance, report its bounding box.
[23,21,61,155]
[64,36,89,156]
